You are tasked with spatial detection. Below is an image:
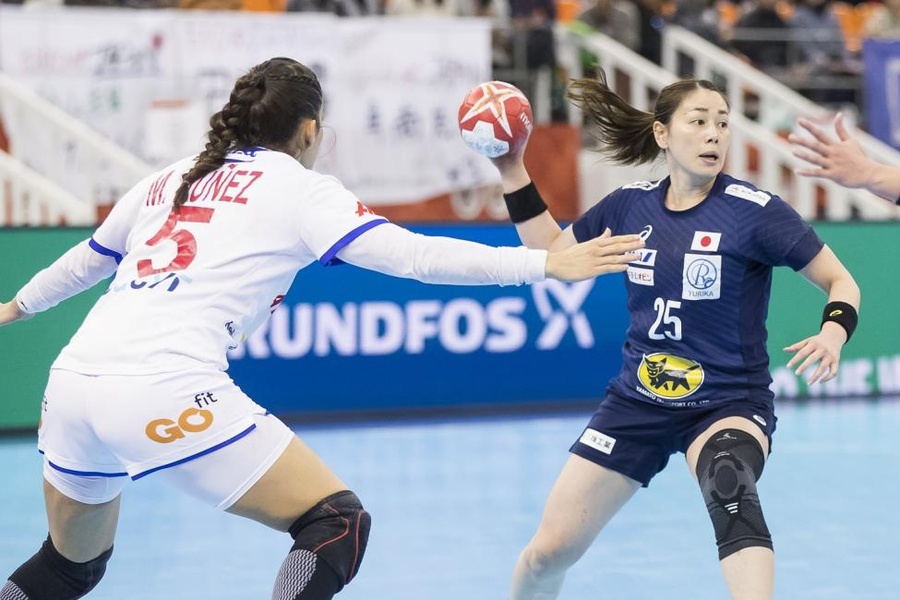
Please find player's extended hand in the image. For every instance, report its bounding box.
[0,300,30,327]
[545,229,644,282]
[789,113,872,189]
[783,322,846,385]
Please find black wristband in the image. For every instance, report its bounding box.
[503,181,548,223]
[821,301,858,342]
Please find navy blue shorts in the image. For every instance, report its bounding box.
[569,392,776,487]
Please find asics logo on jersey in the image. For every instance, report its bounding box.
[639,225,653,241]
[532,280,595,350]
[145,407,214,444]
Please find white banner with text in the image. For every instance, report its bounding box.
[0,8,494,204]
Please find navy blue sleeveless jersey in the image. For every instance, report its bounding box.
[572,173,824,408]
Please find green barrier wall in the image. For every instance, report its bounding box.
[0,223,896,431]
[766,223,899,399]
[0,229,104,430]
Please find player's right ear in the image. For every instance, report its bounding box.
[296,118,323,169]
[302,118,319,148]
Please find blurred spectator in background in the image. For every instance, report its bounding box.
[509,0,558,71]
[789,0,860,105]
[634,0,668,64]
[571,0,641,52]
[672,0,723,47]
[730,0,790,74]
[670,0,724,75]
[569,0,640,86]
[790,0,850,70]
[504,0,568,121]
[864,0,900,38]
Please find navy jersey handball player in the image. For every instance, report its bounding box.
[484,72,860,600]
[576,173,823,410]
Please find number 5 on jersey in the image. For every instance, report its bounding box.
[649,298,682,341]
[137,207,215,277]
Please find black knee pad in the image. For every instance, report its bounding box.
[697,429,772,560]
[4,535,112,600]
[277,490,371,598]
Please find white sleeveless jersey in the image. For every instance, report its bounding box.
[53,148,388,375]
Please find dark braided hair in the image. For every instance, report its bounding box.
[568,69,728,166]
[174,57,323,209]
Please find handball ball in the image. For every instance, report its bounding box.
[458,81,533,158]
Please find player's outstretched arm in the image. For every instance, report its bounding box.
[790,113,900,203]
[337,223,642,286]
[5,240,119,323]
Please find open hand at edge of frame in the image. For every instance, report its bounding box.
[789,113,874,191]
[783,322,847,385]
[544,228,644,282]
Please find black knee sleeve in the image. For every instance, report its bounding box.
[272,490,371,600]
[697,429,772,560]
[3,536,112,600]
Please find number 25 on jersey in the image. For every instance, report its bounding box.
[649,298,682,341]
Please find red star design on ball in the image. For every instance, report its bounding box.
[460,82,519,137]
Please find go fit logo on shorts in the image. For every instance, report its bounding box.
[145,407,214,443]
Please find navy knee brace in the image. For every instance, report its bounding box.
[697,429,772,560]
[273,490,371,600]
[2,535,112,600]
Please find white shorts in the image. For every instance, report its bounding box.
[39,368,294,508]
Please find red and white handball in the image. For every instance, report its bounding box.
[458,81,533,158]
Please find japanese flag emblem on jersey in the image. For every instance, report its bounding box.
[691,231,721,252]
[683,253,721,300]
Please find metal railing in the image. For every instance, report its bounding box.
[0,150,94,226]
[554,25,898,220]
[661,24,899,220]
[0,72,154,226]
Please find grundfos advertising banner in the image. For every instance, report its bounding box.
[226,225,629,416]
[1,223,898,430]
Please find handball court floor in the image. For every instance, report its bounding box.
[1,397,897,600]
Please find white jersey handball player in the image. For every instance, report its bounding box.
[0,58,644,600]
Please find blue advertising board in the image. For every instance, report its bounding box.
[227,225,631,418]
